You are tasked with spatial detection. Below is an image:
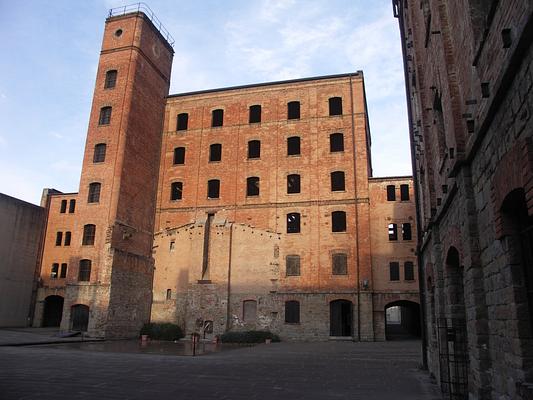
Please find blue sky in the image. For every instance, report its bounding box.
[0,0,411,205]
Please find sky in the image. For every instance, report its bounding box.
[0,0,411,205]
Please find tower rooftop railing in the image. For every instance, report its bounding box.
[108,2,175,47]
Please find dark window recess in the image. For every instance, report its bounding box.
[55,232,63,246]
[249,105,261,123]
[405,261,415,280]
[287,174,301,194]
[99,106,112,125]
[402,223,412,240]
[64,231,71,246]
[400,184,409,200]
[166,289,172,300]
[390,262,400,281]
[332,211,347,232]
[82,224,96,246]
[243,300,257,321]
[287,136,301,155]
[287,101,300,120]
[285,301,300,323]
[177,113,188,131]
[104,70,117,89]
[173,147,185,165]
[60,200,67,213]
[387,185,396,201]
[60,263,67,279]
[248,140,261,159]
[332,253,348,275]
[331,171,345,191]
[330,133,344,152]
[388,223,398,241]
[69,199,76,213]
[78,259,91,282]
[211,109,224,127]
[51,263,59,279]
[93,143,106,163]
[87,183,101,203]
[287,213,301,233]
[246,177,260,196]
[208,179,220,199]
[286,255,301,276]
[171,182,183,200]
[209,143,222,162]
[328,97,343,116]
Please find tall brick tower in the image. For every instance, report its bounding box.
[62,7,173,337]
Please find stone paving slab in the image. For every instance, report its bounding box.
[0,327,102,346]
[0,340,442,400]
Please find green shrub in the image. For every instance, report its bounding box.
[220,330,280,343]
[140,323,184,341]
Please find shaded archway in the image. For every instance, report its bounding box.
[70,304,89,332]
[42,295,64,327]
[384,300,421,340]
[330,299,352,337]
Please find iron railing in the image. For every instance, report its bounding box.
[108,2,175,46]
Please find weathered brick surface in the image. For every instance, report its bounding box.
[396,0,533,398]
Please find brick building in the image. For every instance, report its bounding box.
[394,0,533,398]
[33,6,418,341]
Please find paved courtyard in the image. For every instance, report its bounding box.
[0,339,441,400]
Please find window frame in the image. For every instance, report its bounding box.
[330,133,344,152]
[404,261,415,281]
[78,259,92,282]
[247,140,261,159]
[170,181,183,201]
[284,300,300,324]
[332,211,347,232]
[246,176,260,197]
[286,255,301,276]
[51,263,59,279]
[332,252,348,275]
[249,104,261,123]
[60,200,67,214]
[287,136,301,156]
[287,101,300,120]
[104,70,117,89]
[173,147,186,165]
[287,174,301,194]
[209,143,222,162]
[207,179,220,199]
[177,113,189,131]
[331,171,346,192]
[400,184,410,201]
[328,97,343,116]
[402,222,412,240]
[68,199,76,213]
[87,182,101,203]
[82,224,96,246]
[386,185,396,201]
[388,223,398,241]
[211,109,224,127]
[93,143,106,163]
[98,106,112,125]
[286,212,301,234]
[389,261,400,281]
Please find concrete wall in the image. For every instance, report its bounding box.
[0,193,45,327]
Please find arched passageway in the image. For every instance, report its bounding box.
[42,295,64,327]
[330,299,353,337]
[384,300,421,340]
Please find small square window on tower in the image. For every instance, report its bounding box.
[99,106,112,125]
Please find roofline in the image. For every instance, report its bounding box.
[167,71,363,99]
[368,175,413,181]
[48,191,79,196]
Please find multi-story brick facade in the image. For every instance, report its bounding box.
[394,0,533,398]
[34,7,418,342]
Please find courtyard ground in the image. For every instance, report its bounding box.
[0,337,441,399]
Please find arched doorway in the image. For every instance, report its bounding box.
[330,299,352,337]
[42,295,64,327]
[70,304,89,332]
[384,300,421,340]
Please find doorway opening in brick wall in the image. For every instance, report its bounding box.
[330,299,352,337]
